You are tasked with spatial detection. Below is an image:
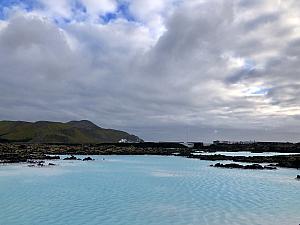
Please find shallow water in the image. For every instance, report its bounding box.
[0,155,299,225]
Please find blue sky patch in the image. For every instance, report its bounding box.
[101,12,118,23]
[0,0,137,25]
[0,0,41,19]
[100,2,136,24]
[118,3,135,22]
[69,0,88,23]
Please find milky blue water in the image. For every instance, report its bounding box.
[0,155,299,225]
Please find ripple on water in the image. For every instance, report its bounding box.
[0,155,299,225]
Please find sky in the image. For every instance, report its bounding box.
[1,0,300,142]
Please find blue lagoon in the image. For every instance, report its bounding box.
[0,155,299,225]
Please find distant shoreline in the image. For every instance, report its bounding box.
[1,143,300,170]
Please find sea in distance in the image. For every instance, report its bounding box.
[0,155,299,225]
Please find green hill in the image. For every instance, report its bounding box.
[0,120,142,144]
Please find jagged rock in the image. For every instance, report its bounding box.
[244,164,264,170]
[188,154,300,169]
[213,163,244,169]
[212,163,276,170]
[83,157,94,161]
[296,175,300,180]
[44,155,60,160]
[63,155,78,160]
[48,163,56,166]
[263,166,277,170]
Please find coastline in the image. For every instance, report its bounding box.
[1,143,300,170]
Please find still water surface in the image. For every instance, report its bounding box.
[0,155,299,225]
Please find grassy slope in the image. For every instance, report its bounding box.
[0,120,140,143]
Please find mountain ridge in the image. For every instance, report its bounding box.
[0,120,142,144]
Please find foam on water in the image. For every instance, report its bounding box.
[0,155,299,225]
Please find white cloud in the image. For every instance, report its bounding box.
[39,0,72,18]
[81,0,117,15]
[128,0,178,39]
[1,0,300,141]
[0,20,7,31]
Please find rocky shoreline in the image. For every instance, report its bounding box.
[210,163,277,170]
[0,143,180,164]
[1,143,300,170]
[186,154,300,169]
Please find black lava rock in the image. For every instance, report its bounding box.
[63,155,79,160]
[83,157,94,161]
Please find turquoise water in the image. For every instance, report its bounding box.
[0,155,299,225]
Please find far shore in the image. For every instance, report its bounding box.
[1,142,300,170]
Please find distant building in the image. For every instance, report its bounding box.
[118,138,142,143]
[119,139,129,143]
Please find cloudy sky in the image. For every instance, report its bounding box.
[1,0,300,142]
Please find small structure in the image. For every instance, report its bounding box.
[119,139,129,143]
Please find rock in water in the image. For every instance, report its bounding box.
[244,164,264,170]
[37,162,44,167]
[213,163,244,169]
[263,166,277,170]
[63,155,79,160]
[45,155,60,160]
[83,157,94,161]
[212,163,277,170]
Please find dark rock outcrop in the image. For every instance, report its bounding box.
[244,164,264,170]
[63,155,80,160]
[37,162,44,167]
[189,154,300,169]
[212,163,277,170]
[263,166,277,170]
[211,163,244,169]
[83,157,94,161]
[44,155,60,160]
[1,142,300,170]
